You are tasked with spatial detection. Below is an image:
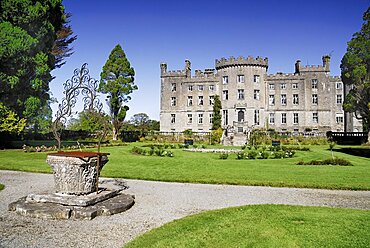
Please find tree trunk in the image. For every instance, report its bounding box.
[112,126,118,141]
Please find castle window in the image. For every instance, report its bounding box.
[237,75,245,83]
[293,94,299,105]
[223,110,228,125]
[222,90,229,100]
[292,83,298,89]
[198,96,204,106]
[269,113,275,124]
[281,113,287,124]
[313,112,318,123]
[254,90,260,100]
[269,95,275,105]
[254,109,260,125]
[171,83,177,92]
[336,94,342,104]
[198,114,203,124]
[254,75,260,83]
[209,95,214,105]
[293,113,299,124]
[187,114,192,124]
[171,97,176,106]
[238,89,245,100]
[312,79,318,89]
[198,85,204,91]
[209,85,215,91]
[171,114,176,124]
[280,83,286,90]
[210,113,213,124]
[188,85,193,91]
[336,82,342,89]
[222,76,228,84]
[187,96,193,106]
[281,94,287,105]
[269,83,275,90]
[312,94,318,104]
[336,113,344,123]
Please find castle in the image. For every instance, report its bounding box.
[160,55,362,144]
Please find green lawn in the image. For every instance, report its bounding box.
[0,143,370,190]
[125,205,370,248]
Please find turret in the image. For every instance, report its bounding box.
[322,55,330,71]
[160,63,167,76]
[295,60,301,74]
[185,59,191,78]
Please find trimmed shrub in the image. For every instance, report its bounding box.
[248,150,258,159]
[297,158,352,166]
[260,151,270,159]
[219,153,228,159]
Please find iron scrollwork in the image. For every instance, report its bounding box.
[52,63,103,150]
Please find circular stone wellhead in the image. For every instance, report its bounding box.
[47,152,110,195]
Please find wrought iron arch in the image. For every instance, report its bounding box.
[52,63,103,150]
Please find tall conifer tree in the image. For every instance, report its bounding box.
[99,44,138,140]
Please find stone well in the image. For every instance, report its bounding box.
[9,151,135,220]
[47,151,109,195]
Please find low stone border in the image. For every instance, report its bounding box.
[183,148,242,153]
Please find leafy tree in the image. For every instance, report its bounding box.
[212,95,222,130]
[67,109,111,152]
[0,102,26,133]
[341,7,370,133]
[0,0,75,126]
[130,113,150,127]
[99,44,138,140]
[130,113,150,136]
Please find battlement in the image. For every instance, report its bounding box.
[194,68,217,78]
[267,72,301,80]
[215,56,268,70]
[295,55,331,74]
[160,60,191,78]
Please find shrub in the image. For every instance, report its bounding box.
[241,145,246,150]
[236,152,246,160]
[193,144,198,148]
[131,146,142,155]
[297,158,352,166]
[260,151,270,159]
[211,128,223,145]
[201,144,206,149]
[219,153,228,159]
[248,150,258,159]
[273,151,284,159]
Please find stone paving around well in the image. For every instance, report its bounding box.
[0,170,370,248]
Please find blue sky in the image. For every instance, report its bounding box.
[51,0,369,121]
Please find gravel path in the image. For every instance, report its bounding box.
[0,170,370,248]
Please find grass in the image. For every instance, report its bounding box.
[0,143,370,190]
[125,205,370,248]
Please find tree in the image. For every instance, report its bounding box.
[99,44,138,140]
[212,95,222,130]
[0,102,26,133]
[67,109,111,152]
[341,7,370,133]
[130,113,150,136]
[0,0,75,126]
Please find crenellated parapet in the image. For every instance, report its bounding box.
[267,72,302,80]
[194,68,217,78]
[215,55,268,70]
[295,55,331,74]
[160,60,191,78]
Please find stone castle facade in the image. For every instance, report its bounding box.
[160,55,362,138]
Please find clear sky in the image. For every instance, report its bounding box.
[51,0,369,121]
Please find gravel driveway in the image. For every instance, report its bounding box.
[1,170,369,248]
